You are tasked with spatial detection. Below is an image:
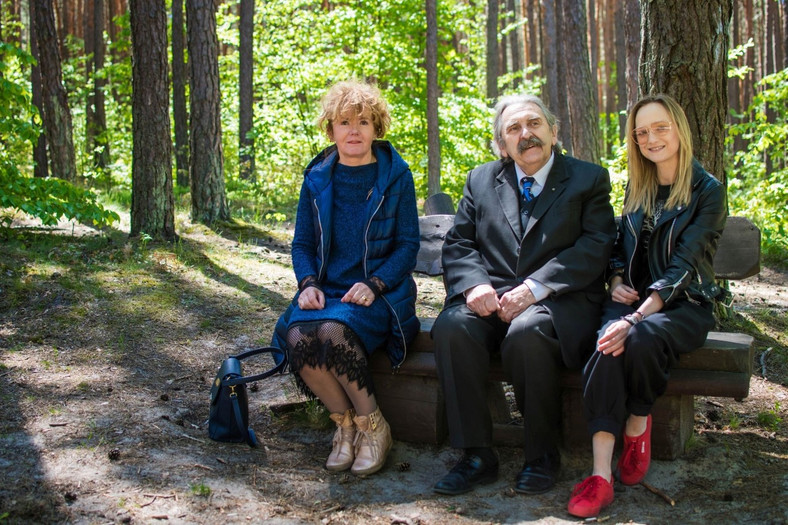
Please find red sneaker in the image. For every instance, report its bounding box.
[567,475,614,518]
[617,414,652,485]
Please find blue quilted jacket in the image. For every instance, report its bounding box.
[271,140,420,370]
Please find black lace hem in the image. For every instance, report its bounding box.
[286,321,375,399]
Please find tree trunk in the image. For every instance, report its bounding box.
[640,0,732,183]
[507,0,522,88]
[486,0,499,99]
[588,0,598,114]
[561,0,599,163]
[624,0,640,110]
[782,0,788,69]
[552,0,571,154]
[615,0,628,141]
[525,0,539,82]
[426,0,441,196]
[92,0,109,170]
[238,0,254,181]
[84,0,96,166]
[186,0,229,224]
[129,0,175,240]
[30,0,49,179]
[540,0,559,114]
[172,0,189,188]
[499,5,508,81]
[33,0,77,181]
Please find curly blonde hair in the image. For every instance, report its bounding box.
[318,81,391,140]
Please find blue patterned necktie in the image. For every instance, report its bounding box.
[521,176,535,202]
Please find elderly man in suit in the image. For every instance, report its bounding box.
[432,94,616,496]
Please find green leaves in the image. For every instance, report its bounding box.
[0,168,120,229]
[727,68,788,265]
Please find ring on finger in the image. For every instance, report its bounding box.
[361,294,367,302]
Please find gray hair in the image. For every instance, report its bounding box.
[490,94,561,158]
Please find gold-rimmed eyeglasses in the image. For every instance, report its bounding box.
[632,121,672,145]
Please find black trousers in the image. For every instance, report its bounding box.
[581,299,715,437]
[433,303,565,461]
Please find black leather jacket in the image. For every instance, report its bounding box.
[608,160,727,306]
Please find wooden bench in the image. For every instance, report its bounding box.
[370,197,761,460]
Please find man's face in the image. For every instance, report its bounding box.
[499,102,558,175]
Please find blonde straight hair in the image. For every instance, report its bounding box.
[624,94,694,216]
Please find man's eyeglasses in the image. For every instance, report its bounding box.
[632,121,672,145]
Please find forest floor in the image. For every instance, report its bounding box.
[1,212,787,525]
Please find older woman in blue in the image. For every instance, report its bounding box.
[567,94,727,517]
[271,81,420,476]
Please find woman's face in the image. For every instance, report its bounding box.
[633,102,680,170]
[330,110,376,166]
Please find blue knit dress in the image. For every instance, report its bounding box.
[286,162,389,354]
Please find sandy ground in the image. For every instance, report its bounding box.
[0,217,786,524]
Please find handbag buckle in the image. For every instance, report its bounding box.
[229,385,237,398]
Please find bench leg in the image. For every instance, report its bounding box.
[372,372,447,444]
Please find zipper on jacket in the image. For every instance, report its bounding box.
[382,294,408,371]
[625,215,639,288]
[362,196,385,277]
[313,198,326,278]
[362,194,408,371]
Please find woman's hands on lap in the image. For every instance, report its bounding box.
[298,286,325,310]
[342,282,375,307]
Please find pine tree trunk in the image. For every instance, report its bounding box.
[92,0,109,170]
[238,0,255,180]
[486,0,499,100]
[172,0,189,188]
[615,0,628,140]
[186,0,229,224]
[33,0,77,181]
[506,0,522,88]
[640,0,732,183]
[30,0,49,179]
[525,0,539,82]
[426,0,441,196]
[624,0,640,109]
[562,0,599,163]
[540,0,559,120]
[546,0,570,154]
[129,0,175,240]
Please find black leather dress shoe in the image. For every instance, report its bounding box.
[433,455,499,495]
[515,451,560,494]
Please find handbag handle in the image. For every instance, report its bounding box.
[222,346,287,386]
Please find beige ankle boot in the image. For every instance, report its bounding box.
[351,407,392,476]
[326,409,356,471]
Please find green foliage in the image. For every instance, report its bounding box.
[728,39,755,80]
[0,43,120,230]
[727,68,788,266]
[248,0,500,208]
[0,42,39,168]
[756,402,782,432]
[189,483,211,497]
[0,170,120,229]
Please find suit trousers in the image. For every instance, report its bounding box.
[581,299,715,437]
[433,302,564,460]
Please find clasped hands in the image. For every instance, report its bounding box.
[297,281,375,310]
[465,283,535,323]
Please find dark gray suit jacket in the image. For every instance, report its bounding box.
[441,152,617,368]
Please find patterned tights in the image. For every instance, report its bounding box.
[286,321,376,415]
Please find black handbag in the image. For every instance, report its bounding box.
[208,346,287,447]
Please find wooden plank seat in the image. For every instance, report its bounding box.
[370,207,760,460]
